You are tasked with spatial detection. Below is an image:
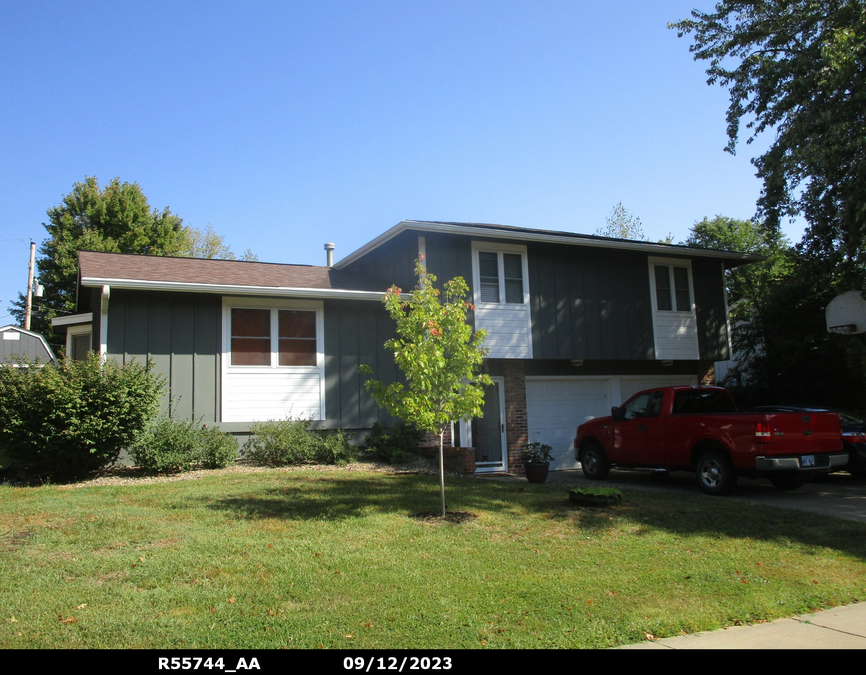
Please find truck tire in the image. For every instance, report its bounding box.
[695,449,736,496]
[580,441,611,480]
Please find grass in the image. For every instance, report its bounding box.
[2,466,866,649]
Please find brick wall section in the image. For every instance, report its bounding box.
[420,426,453,448]
[504,360,528,474]
[698,361,716,386]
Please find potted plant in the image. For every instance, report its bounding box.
[521,442,554,484]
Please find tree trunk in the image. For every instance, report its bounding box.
[438,429,446,517]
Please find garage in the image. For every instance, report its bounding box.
[526,375,697,471]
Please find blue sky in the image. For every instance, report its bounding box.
[0,1,798,325]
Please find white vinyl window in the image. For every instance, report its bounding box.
[652,264,693,312]
[229,308,317,367]
[473,245,528,306]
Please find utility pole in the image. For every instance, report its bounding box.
[25,241,35,330]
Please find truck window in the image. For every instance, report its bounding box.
[672,390,737,415]
[622,391,663,420]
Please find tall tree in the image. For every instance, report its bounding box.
[11,177,257,340]
[10,177,188,337]
[684,215,792,312]
[361,258,492,516]
[596,202,646,240]
[671,1,866,286]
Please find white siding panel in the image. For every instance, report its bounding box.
[475,305,532,359]
[653,314,699,360]
[223,371,323,422]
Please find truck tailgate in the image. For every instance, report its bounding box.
[764,412,842,454]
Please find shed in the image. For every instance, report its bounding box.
[0,325,58,364]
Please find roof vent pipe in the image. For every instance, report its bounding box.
[324,242,335,268]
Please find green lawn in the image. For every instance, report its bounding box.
[2,466,865,649]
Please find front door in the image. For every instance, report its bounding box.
[473,377,507,473]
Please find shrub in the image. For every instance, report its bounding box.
[198,425,240,469]
[243,417,357,466]
[315,430,356,465]
[362,422,423,464]
[0,354,163,476]
[130,417,238,473]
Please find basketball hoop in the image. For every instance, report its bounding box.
[826,291,866,335]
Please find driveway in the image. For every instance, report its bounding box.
[518,469,866,523]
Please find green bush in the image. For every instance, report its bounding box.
[243,418,357,466]
[362,422,423,464]
[130,417,238,474]
[199,425,240,469]
[315,430,356,465]
[0,354,163,476]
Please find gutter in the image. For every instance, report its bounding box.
[80,277,386,301]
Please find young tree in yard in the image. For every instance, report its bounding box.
[361,258,492,516]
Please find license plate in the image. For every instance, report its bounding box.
[801,455,815,467]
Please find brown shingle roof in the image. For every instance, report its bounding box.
[78,251,379,291]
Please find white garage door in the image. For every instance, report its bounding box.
[526,379,612,471]
[526,375,697,471]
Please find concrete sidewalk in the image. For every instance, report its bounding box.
[620,602,866,649]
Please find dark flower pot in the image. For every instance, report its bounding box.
[524,462,550,484]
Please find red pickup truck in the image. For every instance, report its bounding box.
[573,386,846,495]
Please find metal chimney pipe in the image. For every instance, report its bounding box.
[324,242,335,268]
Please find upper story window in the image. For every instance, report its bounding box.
[472,243,528,306]
[653,263,692,312]
[230,306,318,367]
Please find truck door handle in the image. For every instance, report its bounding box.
[638,424,647,432]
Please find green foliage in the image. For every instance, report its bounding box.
[361,258,491,515]
[198,425,241,469]
[361,259,492,436]
[181,223,258,261]
[362,422,424,464]
[10,177,188,337]
[521,442,554,464]
[671,1,866,286]
[242,418,356,466]
[9,177,255,339]
[0,353,163,476]
[683,215,866,411]
[595,202,646,240]
[130,417,238,473]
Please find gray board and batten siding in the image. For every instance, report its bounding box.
[105,289,222,425]
[340,228,731,363]
[103,288,402,431]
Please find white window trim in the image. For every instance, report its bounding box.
[66,323,93,359]
[647,257,699,361]
[471,241,530,307]
[648,257,696,315]
[221,296,326,419]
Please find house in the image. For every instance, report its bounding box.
[52,220,759,473]
[0,325,57,364]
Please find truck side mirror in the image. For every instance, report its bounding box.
[611,406,624,422]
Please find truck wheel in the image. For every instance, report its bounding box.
[695,450,736,496]
[581,441,610,480]
[769,475,806,490]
